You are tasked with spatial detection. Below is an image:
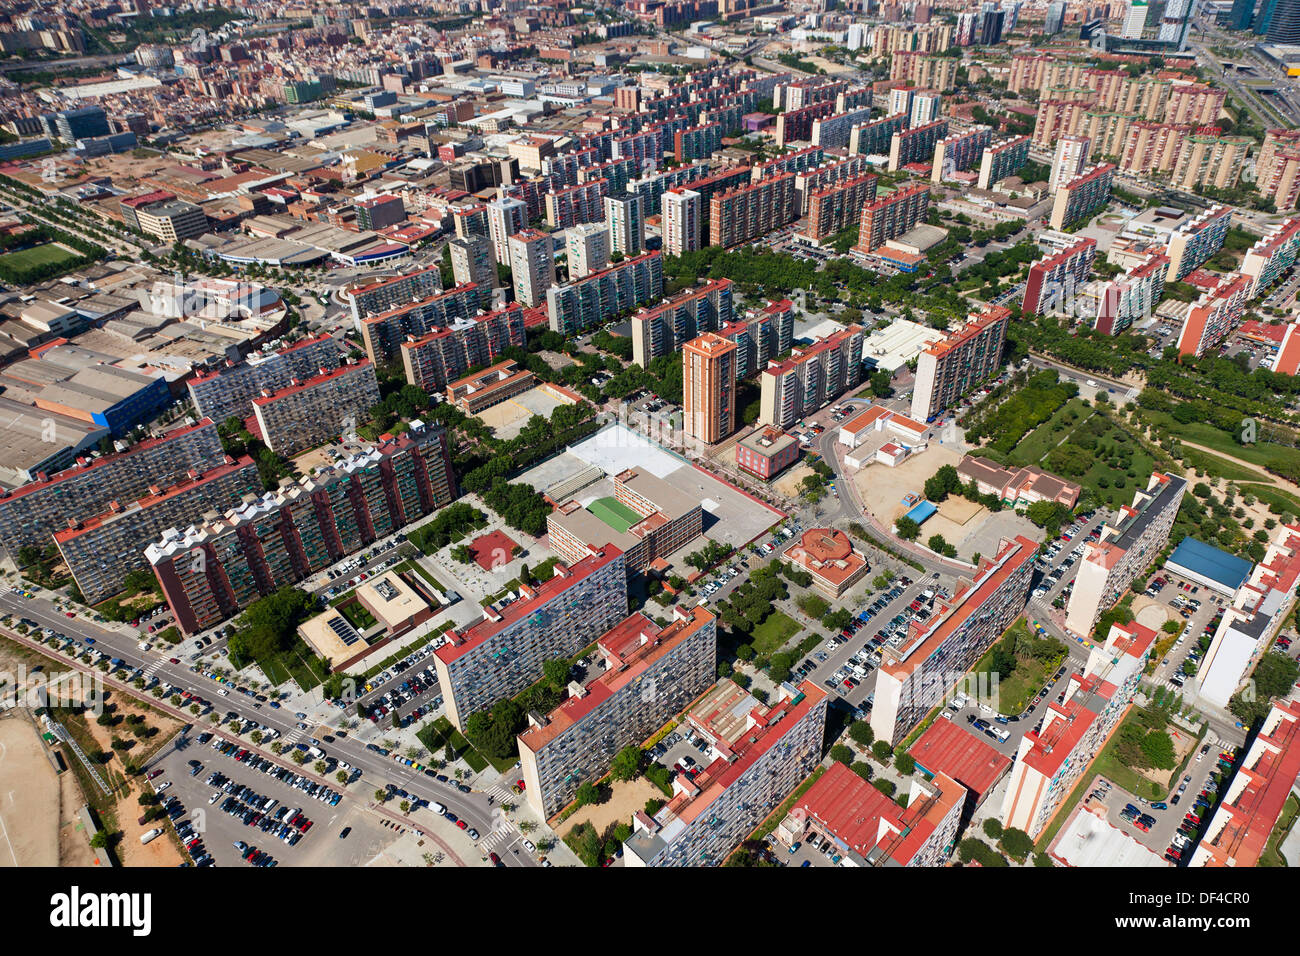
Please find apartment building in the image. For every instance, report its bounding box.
[630,278,733,367]
[55,456,262,605]
[448,235,495,308]
[662,187,701,258]
[1001,621,1157,838]
[624,680,829,867]
[708,172,797,248]
[811,106,873,151]
[775,101,835,146]
[1175,272,1250,358]
[486,196,527,265]
[890,51,959,91]
[399,303,526,392]
[1190,698,1300,867]
[776,762,964,866]
[1022,238,1098,316]
[717,298,794,380]
[1065,472,1187,637]
[759,325,865,430]
[0,417,226,563]
[1049,135,1093,193]
[251,360,382,456]
[678,165,752,237]
[149,424,455,633]
[673,121,723,162]
[629,162,711,218]
[976,135,1030,189]
[358,284,483,364]
[683,332,738,445]
[1166,83,1228,125]
[518,607,718,817]
[855,183,931,255]
[1171,134,1251,191]
[604,192,645,256]
[348,265,442,320]
[508,229,555,308]
[1049,163,1115,231]
[888,118,949,172]
[1164,204,1232,281]
[850,112,908,158]
[1256,128,1300,211]
[547,251,664,336]
[801,174,879,244]
[566,222,611,280]
[910,306,1010,422]
[434,547,629,730]
[188,334,341,425]
[871,535,1037,746]
[1119,121,1194,177]
[1240,216,1300,298]
[545,179,608,229]
[1090,253,1169,336]
[793,155,874,214]
[548,467,702,575]
[931,126,993,183]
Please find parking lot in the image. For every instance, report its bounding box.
[145,730,353,868]
[1139,571,1230,691]
[1085,736,1240,865]
[1030,512,1108,607]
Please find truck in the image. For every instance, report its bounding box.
[140,828,164,846]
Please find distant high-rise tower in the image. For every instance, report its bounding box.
[486,195,527,265]
[1228,0,1257,29]
[566,222,610,279]
[1265,0,1300,41]
[1122,0,1150,37]
[1045,0,1067,34]
[449,235,494,308]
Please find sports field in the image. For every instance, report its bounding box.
[0,243,79,272]
[588,496,640,533]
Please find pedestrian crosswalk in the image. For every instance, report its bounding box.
[486,784,513,803]
[480,828,512,850]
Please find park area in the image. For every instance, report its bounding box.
[974,619,1068,716]
[971,395,1157,511]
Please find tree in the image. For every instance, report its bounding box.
[871,740,893,762]
[983,818,1004,840]
[999,827,1034,861]
[895,516,920,541]
[610,745,643,781]
[848,720,874,748]
[894,752,916,775]
[829,744,854,765]
[575,781,600,807]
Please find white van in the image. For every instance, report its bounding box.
[431,802,446,815]
[140,828,164,845]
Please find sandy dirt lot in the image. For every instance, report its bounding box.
[559,777,661,836]
[0,716,60,866]
[773,463,815,499]
[853,445,965,524]
[1133,596,1172,630]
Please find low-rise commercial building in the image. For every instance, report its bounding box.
[782,528,870,598]
[956,456,1082,509]
[445,359,536,415]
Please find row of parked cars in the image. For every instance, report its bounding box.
[233,840,277,867]
[211,735,348,803]
[172,799,214,867]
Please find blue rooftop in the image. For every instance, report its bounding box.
[905,500,938,525]
[1167,537,1252,592]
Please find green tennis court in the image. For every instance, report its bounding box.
[588,496,640,533]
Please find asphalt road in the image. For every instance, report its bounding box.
[0,587,539,867]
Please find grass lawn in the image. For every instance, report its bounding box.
[1240,483,1300,516]
[973,621,1065,716]
[750,610,801,656]
[395,559,445,593]
[1144,411,1300,476]
[0,242,78,272]
[334,599,377,631]
[1008,399,1092,467]
[1261,793,1299,867]
[1179,448,1263,483]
